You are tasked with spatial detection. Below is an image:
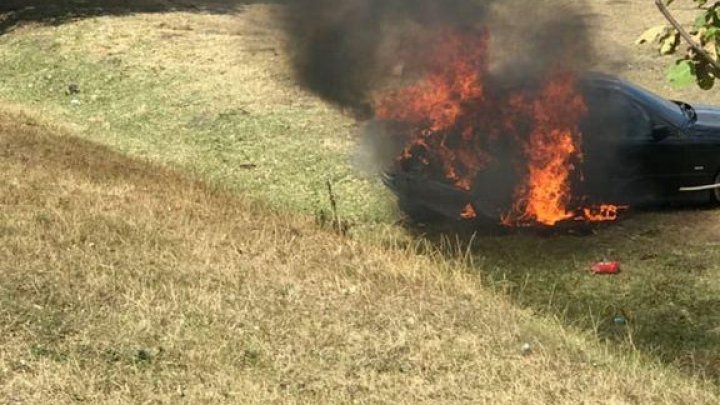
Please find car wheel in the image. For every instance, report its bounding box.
[714,171,720,204]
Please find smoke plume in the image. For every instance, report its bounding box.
[282,0,609,226]
[282,0,595,114]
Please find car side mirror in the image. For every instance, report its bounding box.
[652,126,673,141]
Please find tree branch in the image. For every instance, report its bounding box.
[655,0,720,71]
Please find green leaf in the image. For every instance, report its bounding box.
[696,64,716,90]
[667,60,696,88]
[705,27,720,40]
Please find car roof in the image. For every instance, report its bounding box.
[579,72,686,127]
[580,72,629,91]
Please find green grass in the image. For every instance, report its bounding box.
[410,210,720,379]
[0,12,395,225]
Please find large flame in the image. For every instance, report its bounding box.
[376,31,491,192]
[376,30,623,227]
[501,74,586,227]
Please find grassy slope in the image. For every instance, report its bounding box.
[0,0,719,400]
[1,107,719,404]
[0,6,395,225]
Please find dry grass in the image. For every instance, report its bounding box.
[1,1,720,402]
[1,107,719,404]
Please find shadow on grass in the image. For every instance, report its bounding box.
[410,208,720,381]
[0,0,286,35]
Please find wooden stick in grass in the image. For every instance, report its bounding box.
[326,180,340,231]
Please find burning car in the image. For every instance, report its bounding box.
[374,32,720,228]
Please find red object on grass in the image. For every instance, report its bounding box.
[591,261,620,274]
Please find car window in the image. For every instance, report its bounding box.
[624,102,653,139]
[584,90,653,141]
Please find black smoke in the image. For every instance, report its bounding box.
[282,0,595,114]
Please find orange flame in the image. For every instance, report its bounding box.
[502,74,588,227]
[376,30,491,191]
[582,205,628,222]
[461,203,477,220]
[376,30,624,227]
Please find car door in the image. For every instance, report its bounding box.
[618,121,692,202]
[675,127,720,198]
[582,90,688,204]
